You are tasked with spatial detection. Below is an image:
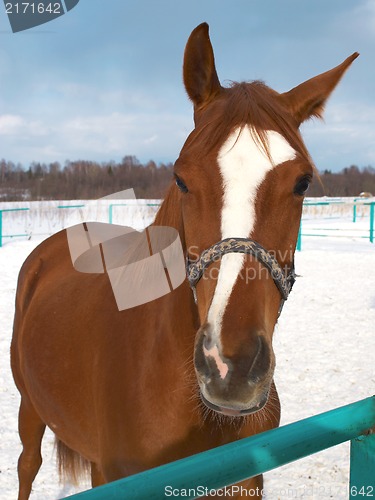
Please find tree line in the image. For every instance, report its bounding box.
[309,165,375,197]
[0,157,374,201]
[0,156,173,201]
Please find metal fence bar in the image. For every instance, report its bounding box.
[0,208,30,247]
[0,206,85,246]
[352,197,362,223]
[108,203,161,224]
[57,204,85,209]
[66,396,375,500]
[350,432,375,499]
[299,200,375,248]
[1,201,373,248]
[296,222,302,251]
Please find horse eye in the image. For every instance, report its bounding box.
[294,175,311,196]
[175,175,189,193]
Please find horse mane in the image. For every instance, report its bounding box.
[186,80,313,168]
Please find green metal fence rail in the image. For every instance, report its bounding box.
[57,204,85,209]
[0,208,30,248]
[297,201,375,250]
[66,396,375,500]
[108,203,161,224]
[351,200,374,242]
[0,205,86,247]
[1,201,374,250]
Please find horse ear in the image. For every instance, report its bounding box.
[280,52,359,126]
[183,23,222,109]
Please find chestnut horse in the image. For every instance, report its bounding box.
[11,23,357,499]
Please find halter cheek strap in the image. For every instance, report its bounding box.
[186,237,296,316]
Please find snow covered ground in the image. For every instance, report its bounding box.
[0,200,374,499]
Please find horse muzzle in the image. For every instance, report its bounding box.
[194,327,275,416]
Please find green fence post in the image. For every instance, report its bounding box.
[296,222,302,251]
[353,203,357,223]
[350,432,375,499]
[370,202,374,243]
[109,204,113,224]
[0,211,3,248]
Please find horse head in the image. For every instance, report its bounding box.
[175,23,358,416]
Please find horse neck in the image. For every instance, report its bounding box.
[150,183,198,340]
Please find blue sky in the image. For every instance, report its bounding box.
[0,0,374,171]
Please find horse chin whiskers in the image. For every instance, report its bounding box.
[198,397,244,430]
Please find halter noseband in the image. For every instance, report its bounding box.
[186,237,296,316]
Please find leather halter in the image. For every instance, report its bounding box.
[186,237,296,316]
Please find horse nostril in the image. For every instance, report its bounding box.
[202,329,214,351]
[194,325,230,381]
[247,335,271,382]
[194,327,211,379]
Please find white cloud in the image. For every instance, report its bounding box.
[332,0,375,41]
[2,99,372,170]
[0,115,26,135]
[58,112,190,160]
[301,100,375,169]
[0,114,48,137]
[0,111,192,165]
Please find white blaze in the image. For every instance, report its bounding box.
[207,127,296,346]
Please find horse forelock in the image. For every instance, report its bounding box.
[189,80,312,168]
